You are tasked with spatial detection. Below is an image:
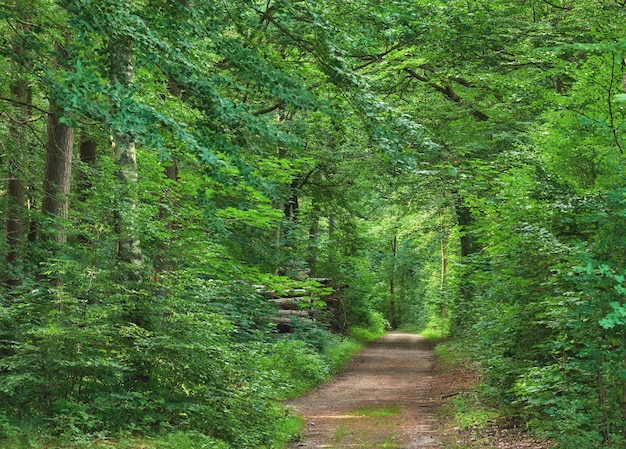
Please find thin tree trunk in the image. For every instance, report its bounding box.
[284,178,299,222]
[455,196,476,306]
[5,79,30,287]
[390,233,398,330]
[5,159,26,286]
[154,160,178,273]
[440,210,449,318]
[328,215,336,238]
[440,237,447,292]
[110,37,142,265]
[307,198,320,274]
[4,11,32,287]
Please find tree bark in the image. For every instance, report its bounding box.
[307,198,321,274]
[79,138,97,165]
[440,210,449,319]
[390,233,398,330]
[284,178,300,222]
[5,74,30,287]
[5,156,26,287]
[110,37,142,265]
[42,103,74,244]
[455,195,478,319]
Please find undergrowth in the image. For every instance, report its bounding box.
[0,312,382,449]
[433,340,499,431]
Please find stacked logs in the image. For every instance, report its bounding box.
[257,278,342,333]
[270,289,314,332]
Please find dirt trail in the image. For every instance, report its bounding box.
[285,332,441,449]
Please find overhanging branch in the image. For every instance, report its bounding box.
[404,68,489,122]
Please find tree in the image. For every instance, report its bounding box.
[3,5,32,287]
[41,42,74,245]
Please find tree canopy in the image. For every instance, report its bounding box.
[1,1,626,448]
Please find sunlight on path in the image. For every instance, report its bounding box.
[286,332,441,449]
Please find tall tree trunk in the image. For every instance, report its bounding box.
[5,155,26,287]
[5,57,31,287]
[42,103,74,244]
[110,37,142,265]
[154,160,179,273]
[454,193,478,330]
[79,138,97,165]
[439,210,449,318]
[284,178,299,222]
[75,136,97,245]
[390,233,398,330]
[307,198,320,274]
[456,201,475,260]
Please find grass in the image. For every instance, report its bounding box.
[396,315,451,342]
[334,424,351,443]
[418,316,451,342]
[0,433,232,449]
[348,326,386,344]
[347,404,401,418]
[451,398,500,430]
[274,414,306,446]
[428,337,512,449]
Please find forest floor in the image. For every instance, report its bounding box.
[284,332,555,449]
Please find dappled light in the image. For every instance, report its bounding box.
[1,1,625,448]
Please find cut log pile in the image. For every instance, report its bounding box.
[256,278,345,332]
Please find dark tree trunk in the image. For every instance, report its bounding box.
[307,198,320,274]
[42,104,74,243]
[390,234,398,330]
[454,194,479,330]
[75,137,97,244]
[5,78,30,287]
[79,138,97,165]
[284,178,300,222]
[456,201,475,259]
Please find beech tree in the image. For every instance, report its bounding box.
[42,42,74,245]
[3,1,626,448]
[3,6,31,286]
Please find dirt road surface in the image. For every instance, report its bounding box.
[285,332,442,449]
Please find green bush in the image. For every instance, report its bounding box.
[261,339,331,399]
[0,272,293,448]
[156,432,231,449]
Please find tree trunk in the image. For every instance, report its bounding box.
[456,201,475,259]
[75,137,97,244]
[307,198,320,274]
[4,11,32,287]
[439,210,449,318]
[154,160,179,272]
[110,37,142,265]
[5,79,30,287]
[79,138,97,165]
[390,233,398,330]
[5,160,26,287]
[454,194,478,330]
[42,103,74,243]
[284,178,299,222]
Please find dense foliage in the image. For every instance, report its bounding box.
[2,0,626,448]
[362,1,626,448]
[0,0,394,447]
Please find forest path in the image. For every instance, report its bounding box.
[284,332,443,449]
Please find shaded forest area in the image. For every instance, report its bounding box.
[1,1,626,448]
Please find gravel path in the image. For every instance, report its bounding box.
[285,332,441,449]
